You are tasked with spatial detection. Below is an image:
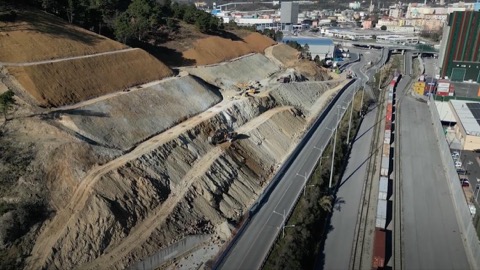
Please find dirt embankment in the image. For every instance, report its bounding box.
[185,53,280,89]
[182,32,275,66]
[7,49,173,107]
[0,10,127,63]
[266,44,330,81]
[58,75,222,151]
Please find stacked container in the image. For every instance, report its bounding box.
[379,177,389,200]
[376,198,387,228]
[413,81,426,95]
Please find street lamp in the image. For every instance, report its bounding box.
[273,209,295,238]
[328,105,345,189]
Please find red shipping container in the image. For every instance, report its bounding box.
[437,91,449,96]
[387,104,393,114]
[385,122,391,131]
[372,229,386,269]
[386,111,392,121]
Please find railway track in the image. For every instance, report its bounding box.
[350,89,385,269]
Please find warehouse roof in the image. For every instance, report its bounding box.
[450,100,480,136]
[435,101,456,122]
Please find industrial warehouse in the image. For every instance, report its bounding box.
[449,100,480,151]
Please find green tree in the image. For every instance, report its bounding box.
[0,90,15,121]
[182,4,197,24]
[126,0,158,40]
[275,30,283,41]
[380,25,387,31]
[114,11,134,43]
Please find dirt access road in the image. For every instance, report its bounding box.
[80,106,294,269]
[0,48,137,66]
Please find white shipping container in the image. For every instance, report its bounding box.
[384,138,390,145]
[376,217,386,229]
[377,198,388,219]
[381,157,389,176]
[379,177,389,193]
[438,82,450,88]
[385,130,391,138]
[379,177,388,200]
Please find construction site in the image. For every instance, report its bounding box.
[0,8,350,270]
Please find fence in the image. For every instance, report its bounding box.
[130,235,211,270]
[427,95,480,270]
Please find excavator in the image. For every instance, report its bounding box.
[208,129,238,145]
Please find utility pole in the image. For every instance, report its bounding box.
[329,105,342,189]
[346,94,354,144]
[273,209,295,238]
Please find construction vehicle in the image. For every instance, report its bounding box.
[208,129,238,145]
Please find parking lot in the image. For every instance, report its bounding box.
[452,149,480,204]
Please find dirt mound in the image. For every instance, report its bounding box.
[58,76,222,151]
[0,9,127,63]
[266,44,330,81]
[7,49,173,107]
[182,33,276,66]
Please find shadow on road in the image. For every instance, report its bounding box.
[339,133,383,188]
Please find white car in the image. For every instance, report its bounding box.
[455,161,462,168]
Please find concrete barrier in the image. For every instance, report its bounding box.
[427,95,480,270]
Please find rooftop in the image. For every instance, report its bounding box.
[450,100,480,136]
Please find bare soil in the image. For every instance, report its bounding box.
[183,32,276,66]
[7,49,173,107]
[0,9,127,63]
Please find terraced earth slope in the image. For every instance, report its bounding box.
[7,49,173,107]
[0,8,338,269]
[24,53,342,269]
[182,32,276,66]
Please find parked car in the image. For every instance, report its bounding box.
[452,151,460,159]
[455,161,462,168]
[461,179,470,187]
[457,168,468,175]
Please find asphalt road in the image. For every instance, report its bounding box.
[319,98,378,270]
[398,56,471,270]
[215,80,359,270]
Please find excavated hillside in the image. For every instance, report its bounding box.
[0,8,342,269]
[0,9,127,63]
[24,52,343,269]
[265,44,331,81]
[182,32,276,66]
[56,75,222,151]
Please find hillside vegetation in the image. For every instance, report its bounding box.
[0,9,127,63]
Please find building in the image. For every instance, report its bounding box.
[439,11,480,82]
[280,2,299,24]
[281,37,335,60]
[449,100,480,150]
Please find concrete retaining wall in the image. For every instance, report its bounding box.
[428,95,480,270]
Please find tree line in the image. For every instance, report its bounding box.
[2,0,234,44]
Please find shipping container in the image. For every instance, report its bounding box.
[372,229,386,269]
[393,76,398,82]
[375,217,386,229]
[379,176,388,200]
[381,157,389,176]
[437,91,449,96]
[382,144,390,157]
[377,198,387,219]
[386,111,392,122]
[385,130,391,139]
[385,122,391,131]
[419,75,425,82]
